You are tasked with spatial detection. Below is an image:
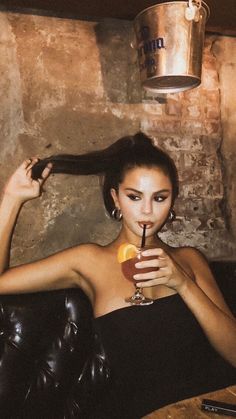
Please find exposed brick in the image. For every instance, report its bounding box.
[181,182,224,199]
[204,121,221,135]
[205,107,220,119]
[142,103,163,116]
[175,198,223,217]
[203,56,218,70]
[161,120,181,134]
[201,68,219,90]
[141,118,164,132]
[183,86,202,100]
[205,90,220,107]
[161,136,203,152]
[185,105,201,118]
[165,99,182,116]
[181,120,203,135]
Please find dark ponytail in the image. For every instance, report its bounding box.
[32,132,179,216]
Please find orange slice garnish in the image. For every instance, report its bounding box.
[117,243,138,263]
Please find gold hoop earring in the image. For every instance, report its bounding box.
[168,209,176,222]
[111,207,123,221]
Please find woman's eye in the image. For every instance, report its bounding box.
[127,194,140,201]
[154,196,167,202]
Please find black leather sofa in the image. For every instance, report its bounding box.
[0,261,235,419]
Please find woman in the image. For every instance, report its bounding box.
[0,132,235,417]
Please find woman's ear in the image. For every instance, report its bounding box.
[110,188,120,208]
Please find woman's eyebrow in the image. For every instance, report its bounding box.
[124,188,171,194]
[124,188,142,193]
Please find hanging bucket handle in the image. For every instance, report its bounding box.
[189,0,201,9]
[185,0,210,22]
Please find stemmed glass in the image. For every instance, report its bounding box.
[121,247,155,305]
[121,225,156,306]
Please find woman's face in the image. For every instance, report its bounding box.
[111,166,173,241]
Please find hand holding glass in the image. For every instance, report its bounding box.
[121,246,158,305]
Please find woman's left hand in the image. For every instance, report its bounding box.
[3,158,52,204]
[133,248,191,292]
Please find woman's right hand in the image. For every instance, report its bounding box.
[3,158,52,204]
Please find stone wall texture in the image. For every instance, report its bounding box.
[0,11,235,263]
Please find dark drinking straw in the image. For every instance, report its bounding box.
[141,224,147,248]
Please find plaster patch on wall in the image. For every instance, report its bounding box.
[32,16,104,97]
[110,107,123,119]
[0,14,24,160]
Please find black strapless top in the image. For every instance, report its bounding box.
[93,294,236,418]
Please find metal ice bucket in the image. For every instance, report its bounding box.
[134,1,210,93]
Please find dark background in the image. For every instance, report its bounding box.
[0,0,236,35]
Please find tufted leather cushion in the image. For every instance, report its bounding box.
[0,261,235,418]
[0,288,95,418]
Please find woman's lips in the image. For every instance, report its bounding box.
[138,221,154,229]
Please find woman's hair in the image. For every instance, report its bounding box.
[32,132,179,216]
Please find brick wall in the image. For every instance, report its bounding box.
[0,12,235,262]
[141,37,232,259]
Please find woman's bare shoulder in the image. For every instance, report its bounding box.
[170,245,210,277]
[73,242,109,260]
[62,243,108,293]
[170,245,211,286]
[171,245,206,261]
[172,246,234,316]
[70,242,112,277]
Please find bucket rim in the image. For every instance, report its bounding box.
[134,1,210,23]
[142,74,201,93]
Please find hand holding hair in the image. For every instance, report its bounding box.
[4,158,52,204]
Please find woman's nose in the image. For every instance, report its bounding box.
[141,200,152,214]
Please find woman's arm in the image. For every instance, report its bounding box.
[134,247,236,367]
[178,253,236,367]
[0,194,22,273]
[0,159,96,298]
[0,246,83,294]
[0,159,51,274]
[0,159,96,299]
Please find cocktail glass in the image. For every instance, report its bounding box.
[121,246,158,306]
